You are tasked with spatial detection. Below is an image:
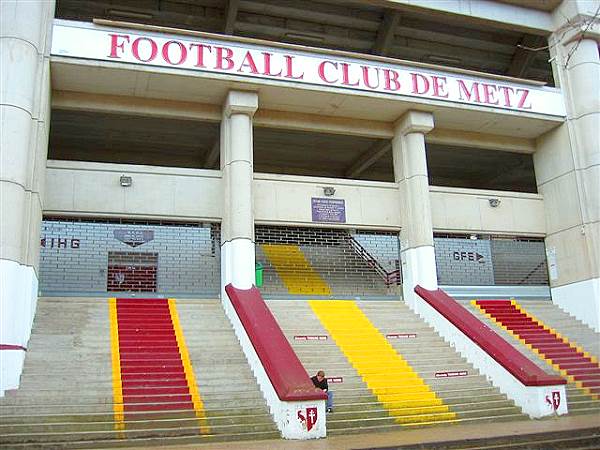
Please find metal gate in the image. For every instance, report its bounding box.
[255,225,401,298]
[39,218,221,297]
[434,233,549,286]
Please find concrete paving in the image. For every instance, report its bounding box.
[119,412,600,450]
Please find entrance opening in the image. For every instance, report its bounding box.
[434,233,549,286]
[39,218,221,297]
[255,225,401,299]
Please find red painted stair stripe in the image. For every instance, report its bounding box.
[121,367,185,376]
[115,298,198,421]
[478,301,600,393]
[120,353,183,360]
[476,301,512,306]
[119,339,178,346]
[574,374,600,382]
[119,346,180,352]
[559,362,599,369]
[124,394,192,403]
[120,361,185,368]
[121,372,187,380]
[123,387,191,396]
[122,380,188,388]
[124,402,194,412]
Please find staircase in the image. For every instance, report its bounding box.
[389,426,600,449]
[302,245,391,296]
[267,299,526,435]
[470,299,600,414]
[517,301,600,359]
[0,297,278,448]
[259,242,393,297]
[261,244,331,295]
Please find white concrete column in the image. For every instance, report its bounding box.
[220,91,258,292]
[392,111,436,308]
[534,1,600,331]
[0,0,55,394]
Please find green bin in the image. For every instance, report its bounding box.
[255,262,264,287]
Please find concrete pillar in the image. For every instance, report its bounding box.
[534,1,600,331]
[220,91,258,292]
[392,111,436,308]
[0,0,55,393]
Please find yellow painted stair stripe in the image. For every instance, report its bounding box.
[108,298,125,434]
[261,244,331,295]
[168,299,211,434]
[472,300,599,401]
[309,300,456,424]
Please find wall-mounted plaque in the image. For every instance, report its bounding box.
[311,198,346,223]
[114,229,154,247]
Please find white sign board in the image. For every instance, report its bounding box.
[51,20,566,116]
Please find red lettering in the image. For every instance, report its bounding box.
[517,89,532,109]
[341,63,359,87]
[318,61,338,84]
[132,37,158,62]
[457,80,481,103]
[238,51,259,74]
[262,52,282,77]
[189,43,211,68]
[383,69,401,91]
[216,46,234,70]
[482,83,499,105]
[500,86,514,107]
[431,75,448,98]
[108,34,130,59]
[411,73,429,94]
[162,40,187,65]
[284,55,304,79]
[361,66,380,89]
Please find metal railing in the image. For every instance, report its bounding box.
[345,235,401,286]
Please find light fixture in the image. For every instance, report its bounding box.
[322,186,336,197]
[106,9,154,20]
[119,175,133,187]
[488,198,501,208]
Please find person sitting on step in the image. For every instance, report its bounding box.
[311,370,333,413]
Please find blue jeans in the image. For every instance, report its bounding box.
[326,390,333,410]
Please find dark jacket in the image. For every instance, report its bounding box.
[311,375,328,391]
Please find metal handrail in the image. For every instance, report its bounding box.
[345,235,401,286]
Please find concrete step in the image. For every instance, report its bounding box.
[1,297,277,447]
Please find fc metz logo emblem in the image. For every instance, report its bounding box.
[545,391,561,411]
[297,407,318,432]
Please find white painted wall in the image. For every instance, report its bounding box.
[430,186,546,235]
[220,285,326,439]
[44,161,222,220]
[45,163,547,236]
[552,278,600,332]
[0,260,38,395]
[254,173,400,229]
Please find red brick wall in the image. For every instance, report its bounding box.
[107,252,158,292]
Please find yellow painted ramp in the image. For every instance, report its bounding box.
[310,300,457,424]
[262,244,331,295]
